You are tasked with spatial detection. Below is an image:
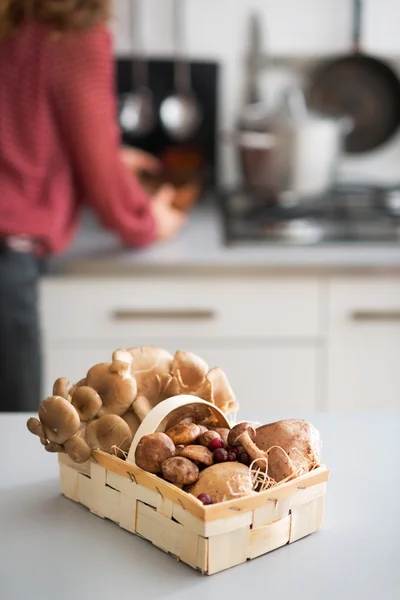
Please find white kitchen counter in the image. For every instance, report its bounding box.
[1,412,399,599]
[47,203,400,276]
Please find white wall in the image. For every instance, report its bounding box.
[110,0,400,185]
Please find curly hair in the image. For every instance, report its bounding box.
[0,0,111,37]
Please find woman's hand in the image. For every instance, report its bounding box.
[151,185,187,241]
[120,146,161,174]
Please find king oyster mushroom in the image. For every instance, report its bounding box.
[188,462,255,504]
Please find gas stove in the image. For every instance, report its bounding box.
[219,184,400,246]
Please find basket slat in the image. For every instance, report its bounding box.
[208,527,250,575]
[248,515,291,559]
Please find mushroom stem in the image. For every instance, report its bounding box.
[237,431,268,464]
[53,378,70,400]
[27,417,45,439]
[131,395,152,422]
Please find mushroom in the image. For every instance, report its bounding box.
[127,346,173,407]
[178,445,213,466]
[68,378,86,398]
[165,422,201,446]
[71,386,102,422]
[211,427,230,446]
[45,442,65,453]
[197,425,208,435]
[53,378,70,401]
[131,395,153,422]
[26,417,46,444]
[161,457,199,487]
[38,396,80,445]
[164,404,213,431]
[188,462,254,503]
[135,432,175,473]
[171,351,209,389]
[64,434,91,463]
[86,362,137,417]
[86,415,133,458]
[121,408,141,438]
[198,430,221,447]
[206,368,238,414]
[228,423,267,464]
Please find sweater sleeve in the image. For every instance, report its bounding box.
[47,26,156,248]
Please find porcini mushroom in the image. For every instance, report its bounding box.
[188,462,254,503]
[53,378,70,401]
[228,423,267,464]
[135,432,175,473]
[178,445,213,466]
[161,457,199,487]
[86,415,132,457]
[198,430,221,447]
[164,404,213,431]
[165,422,201,446]
[71,386,102,422]
[211,427,230,446]
[86,362,137,417]
[38,396,80,445]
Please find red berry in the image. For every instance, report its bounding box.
[227,445,240,457]
[238,452,250,466]
[227,451,237,461]
[213,448,229,462]
[208,437,225,451]
[197,493,213,505]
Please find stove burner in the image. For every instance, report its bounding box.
[219,184,400,245]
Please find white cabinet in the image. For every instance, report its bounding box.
[326,278,400,411]
[45,343,318,414]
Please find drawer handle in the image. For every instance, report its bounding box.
[351,310,400,322]
[111,309,216,321]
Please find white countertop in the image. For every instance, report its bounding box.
[1,412,399,599]
[47,203,400,276]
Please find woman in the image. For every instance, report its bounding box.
[0,0,186,412]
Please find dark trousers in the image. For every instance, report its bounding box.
[0,251,43,412]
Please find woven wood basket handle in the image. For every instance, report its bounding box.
[127,395,230,465]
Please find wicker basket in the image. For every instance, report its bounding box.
[58,396,330,575]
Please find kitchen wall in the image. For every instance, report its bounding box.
[111,0,400,185]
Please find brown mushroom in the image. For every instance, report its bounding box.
[171,351,209,389]
[26,417,46,444]
[86,415,133,457]
[127,346,173,407]
[131,395,153,422]
[188,462,254,503]
[53,378,70,401]
[165,422,201,446]
[161,457,199,487]
[38,396,80,445]
[135,432,175,474]
[198,430,221,447]
[164,404,213,431]
[64,434,92,463]
[197,425,208,435]
[212,427,230,446]
[121,408,141,438]
[71,386,102,422]
[178,445,213,466]
[86,362,137,417]
[68,378,86,398]
[228,423,267,464]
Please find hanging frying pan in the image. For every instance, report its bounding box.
[308,0,400,153]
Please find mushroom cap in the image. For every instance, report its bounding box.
[45,442,65,453]
[178,445,213,466]
[64,435,92,463]
[86,415,133,457]
[127,346,173,407]
[165,422,201,446]
[212,427,230,446]
[161,457,199,486]
[206,367,238,414]
[135,432,175,474]
[39,396,80,445]
[164,404,213,431]
[71,386,102,422]
[26,417,45,439]
[228,423,256,446]
[197,430,221,447]
[188,462,254,504]
[171,351,209,389]
[52,378,70,401]
[86,363,137,417]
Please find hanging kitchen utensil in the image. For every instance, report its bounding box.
[160,0,202,141]
[308,0,400,153]
[119,0,155,137]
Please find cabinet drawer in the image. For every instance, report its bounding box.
[40,276,321,342]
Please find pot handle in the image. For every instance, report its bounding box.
[127,395,231,465]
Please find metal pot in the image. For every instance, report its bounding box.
[230,87,352,203]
